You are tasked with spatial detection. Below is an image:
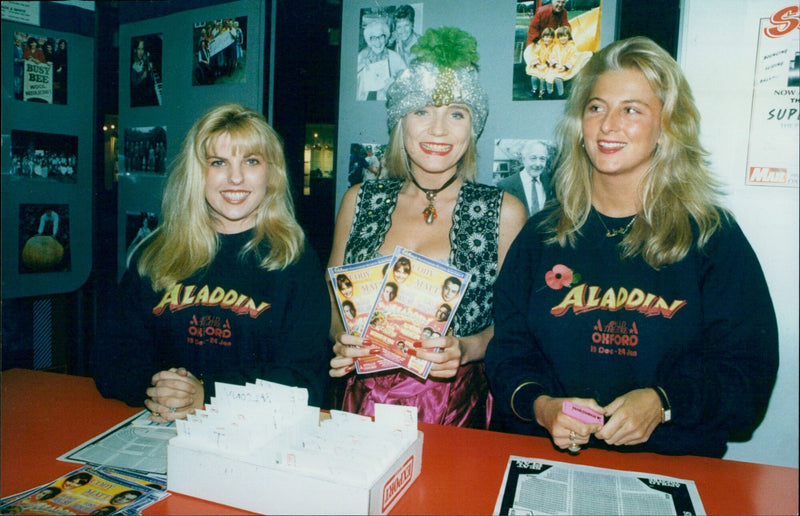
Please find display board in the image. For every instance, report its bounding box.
[1,7,95,299]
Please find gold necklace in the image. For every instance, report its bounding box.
[595,210,636,238]
[408,173,459,224]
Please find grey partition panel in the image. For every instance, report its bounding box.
[1,21,94,299]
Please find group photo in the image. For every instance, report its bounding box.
[1,1,796,515]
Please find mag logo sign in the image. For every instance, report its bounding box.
[382,456,414,512]
[745,5,799,188]
[748,166,791,185]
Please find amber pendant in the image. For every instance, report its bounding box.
[423,204,437,224]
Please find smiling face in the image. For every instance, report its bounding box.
[521,141,549,178]
[337,276,353,298]
[552,0,566,12]
[395,19,413,43]
[441,279,461,302]
[364,22,388,53]
[382,283,397,302]
[204,132,269,234]
[393,259,411,282]
[110,492,140,505]
[582,68,663,183]
[62,475,89,490]
[403,104,472,182]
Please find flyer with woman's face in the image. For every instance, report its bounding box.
[356,247,471,379]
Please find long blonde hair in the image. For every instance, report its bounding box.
[134,103,304,290]
[546,36,726,269]
[383,116,478,182]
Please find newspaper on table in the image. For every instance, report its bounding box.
[59,409,176,475]
[494,456,706,516]
[351,247,470,379]
[0,465,167,515]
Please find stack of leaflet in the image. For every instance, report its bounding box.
[167,379,423,515]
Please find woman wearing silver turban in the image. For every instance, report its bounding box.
[327,27,527,428]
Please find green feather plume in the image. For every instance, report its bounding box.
[411,27,480,68]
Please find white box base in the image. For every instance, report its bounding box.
[167,431,423,515]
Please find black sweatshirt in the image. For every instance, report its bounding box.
[92,230,331,407]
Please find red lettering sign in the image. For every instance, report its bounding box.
[749,167,788,184]
[382,456,414,512]
[764,5,799,38]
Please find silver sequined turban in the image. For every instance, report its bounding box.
[385,50,489,137]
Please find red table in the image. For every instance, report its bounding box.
[2,369,797,515]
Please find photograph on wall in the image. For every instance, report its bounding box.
[130,33,163,107]
[18,203,71,274]
[744,5,799,188]
[8,129,78,183]
[12,31,68,104]
[356,4,423,101]
[512,0,602,101]
[192,16,247,86]
[125,211,159,257]
[348,142,387,186]
[493,138,555,217]
[122,126,166,175]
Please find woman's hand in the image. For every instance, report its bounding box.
[594,388,662,446]
[534,395,605,451]
[145,367,203,422]
[408,336,461,379]
[329,333,376,377]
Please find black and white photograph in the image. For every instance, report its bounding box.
[125,211,158,257]
[356,4,423,101]
[122,126,167,175]
[130,33,163,107]
[384,4,423,67]
[513,0,601,101]
[347,142,387,186]
[192,16,248,85]
[13,30,68,104]
[18,203,71,274]
[9,129,78,183]
[493,138,555,216]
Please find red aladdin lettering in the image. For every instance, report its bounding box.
[152,283,271,317]
[550,284,686,319]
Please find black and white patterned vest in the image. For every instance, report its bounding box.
[343,178,503,337]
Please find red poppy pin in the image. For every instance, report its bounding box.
[545,264,580,290]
